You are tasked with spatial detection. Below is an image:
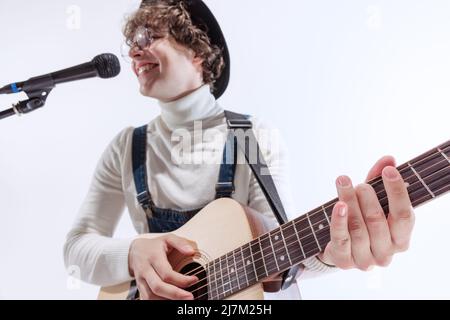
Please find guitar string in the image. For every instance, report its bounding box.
[132,182,447,304]
[184,157,450,297]
[182,151,450,282]
[188,163,450,299]
[182,144,450,280]
[200,183,450,301]
[187,171,448,298]
[196,183,450,300]
[130,144,450,300]
[189,161,450,298]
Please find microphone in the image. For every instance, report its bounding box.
[0,53,121,95]
[0,53,121,120]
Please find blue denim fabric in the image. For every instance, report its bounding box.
[132,125,236,233]
[147,206,201,233]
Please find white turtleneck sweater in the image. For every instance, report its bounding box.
[63,85,334,299]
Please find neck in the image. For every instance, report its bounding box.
[158,84,222,130]
[205,140,450,300]
[160,85,203,103]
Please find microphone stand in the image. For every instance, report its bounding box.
[0,87,53,120]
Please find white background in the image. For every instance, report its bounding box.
[0,0,449,299]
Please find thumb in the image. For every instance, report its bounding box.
[165,234,196,255]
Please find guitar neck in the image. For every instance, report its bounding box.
[208,140,450,300]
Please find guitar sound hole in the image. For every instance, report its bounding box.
[180,263,208,300]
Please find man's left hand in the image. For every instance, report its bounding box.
[318,156,415,270]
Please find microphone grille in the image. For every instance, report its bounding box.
[92,53,121,79]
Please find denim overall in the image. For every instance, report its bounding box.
[132,125,237,234]
[128,114,297,300]
[127,125,237,300]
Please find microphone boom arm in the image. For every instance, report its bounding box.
[0,86,54,120]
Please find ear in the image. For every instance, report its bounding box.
[191,55,204,76]
[192,55,204,67]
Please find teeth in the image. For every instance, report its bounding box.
[138,64,158,75]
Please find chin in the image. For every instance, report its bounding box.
[139,81,158,98]
[139,87,167,101]
[139,87,153,98]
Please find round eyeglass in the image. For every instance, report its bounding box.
[120,26,159,63]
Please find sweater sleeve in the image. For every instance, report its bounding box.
[246,119,336,280]
[63,128,136,287]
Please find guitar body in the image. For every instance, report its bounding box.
[98,198,264,300]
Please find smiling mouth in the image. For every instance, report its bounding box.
[137,63,159,75]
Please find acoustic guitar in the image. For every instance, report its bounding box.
[98,140,450,300]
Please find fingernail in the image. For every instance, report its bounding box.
[338,205,347,217]
[383,166,399,180]
[337,176,351,188]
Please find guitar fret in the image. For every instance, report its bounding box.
[438,148,450,164]
[240,246,249,287]
[311,212,327,232]
[220,256,230,295]
[224,253,231,295]
[205,263,211,300]
[409,169,450,207]
[227,252,238,295]
[248,242,260,282]
[235,252,247,290]
[258,238,269,276]
[283,223,304,264]
[292,220,306,259]
[268,233,280,271]
[309,209,331,250]
[224,253,233,295]
[409,153,448,184]
[218,256,225,299]
[408,162,435,198]
[212,260,219,300]
[306,213,322,251]
[206,263,212,300]
[241,243,257,288]
[280,228,293,265]
[260,236,277,274]
[269,230,291,270]
[423,167,450,198]
[322,205,331,225]
[232,251,240,290]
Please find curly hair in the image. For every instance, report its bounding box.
[123,0,225,90]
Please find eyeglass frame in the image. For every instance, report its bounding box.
[126,26,164,51]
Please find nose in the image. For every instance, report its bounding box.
[129,46,144,59]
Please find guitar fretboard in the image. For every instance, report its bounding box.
[203,140,450,300]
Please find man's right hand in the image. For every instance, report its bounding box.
[128,234,198,300]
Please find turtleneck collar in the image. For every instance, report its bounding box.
[158,85,223,131]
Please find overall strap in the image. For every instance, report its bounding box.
[215,131,238,199]
[224,110,288,225]
[132,125,154,211]
[224,110,299,290]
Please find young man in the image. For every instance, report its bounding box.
[64,0,415,300]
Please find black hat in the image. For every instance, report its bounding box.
[140,0,230,99]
